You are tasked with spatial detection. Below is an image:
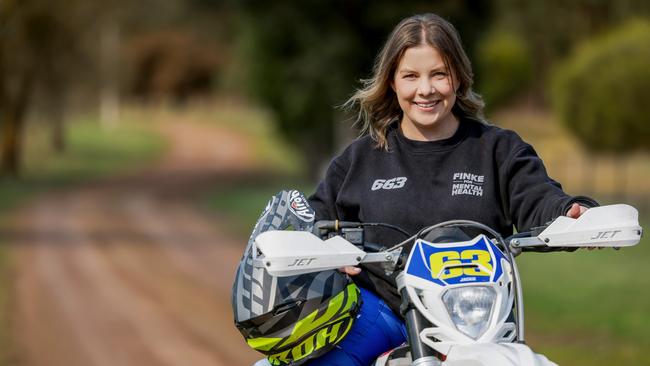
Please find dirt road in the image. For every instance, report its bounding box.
[7,122,262,366]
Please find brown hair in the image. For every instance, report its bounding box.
[345,13,485,150]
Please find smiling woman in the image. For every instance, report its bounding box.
[301,12,597,366]
[239,13,598,366]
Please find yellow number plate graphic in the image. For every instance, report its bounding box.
[429,249,493,279]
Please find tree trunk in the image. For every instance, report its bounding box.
[0,104,27,177]
[1,113,20,176]
[0,75,32,177]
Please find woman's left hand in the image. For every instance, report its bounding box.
[565,203,601,250]
[565,203,588,218]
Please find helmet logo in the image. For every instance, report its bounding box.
[268,320,348,365]
[288,190,315,222]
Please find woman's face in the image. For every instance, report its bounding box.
[392,44,458,141]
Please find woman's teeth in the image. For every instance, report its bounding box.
[415,101,439,108]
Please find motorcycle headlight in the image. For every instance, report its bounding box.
[442,286,496,339]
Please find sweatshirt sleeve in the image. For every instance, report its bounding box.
[308,158,348,221]
[503,143,598,232]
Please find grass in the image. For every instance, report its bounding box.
[519,218,650,365]
[485,108,649,364]
[0,115,165,365]
[0,117,165,211]
[201,180,314,237]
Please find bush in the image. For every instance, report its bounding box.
[551,20,650,153]
[476,30,533,110]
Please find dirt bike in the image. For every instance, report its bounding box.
[252,204,642,365]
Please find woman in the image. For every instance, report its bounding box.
[306,12,596,366]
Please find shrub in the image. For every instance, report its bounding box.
[551,20,650,153]
[476,30,533,110]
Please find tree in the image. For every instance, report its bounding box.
[0,0,92,175]
[552,20,650,153]
[1,0,40,176]
[491,0,650,100]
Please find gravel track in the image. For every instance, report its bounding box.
[8,121,262,366]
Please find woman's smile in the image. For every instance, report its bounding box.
[413,99,442,111]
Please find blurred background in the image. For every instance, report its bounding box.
[1,0,649,365]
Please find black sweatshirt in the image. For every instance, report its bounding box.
[308,118,597,316]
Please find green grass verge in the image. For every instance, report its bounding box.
[0,117,165,364]
[201,180,314,237]
[0,119,165,211]
[519,218,650,365]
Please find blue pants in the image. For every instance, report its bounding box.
[307,287,407,366]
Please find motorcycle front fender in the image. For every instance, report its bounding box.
[441,343,557,366]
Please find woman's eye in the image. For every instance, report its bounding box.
[403,74,416,79]
[433,72,448,78]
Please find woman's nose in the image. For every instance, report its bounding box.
[417,77,435,96]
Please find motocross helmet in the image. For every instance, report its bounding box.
[232,190,361,366]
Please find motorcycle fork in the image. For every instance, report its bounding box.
[400,288,443,366]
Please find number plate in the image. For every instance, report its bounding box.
[405,235,507,286]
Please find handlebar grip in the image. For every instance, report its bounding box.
[313,220,363,230]
[363,241,384,253]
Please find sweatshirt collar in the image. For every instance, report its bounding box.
[390,117,469,154]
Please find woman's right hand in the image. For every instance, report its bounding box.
[339,266,362,276]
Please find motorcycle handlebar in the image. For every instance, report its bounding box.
[314,220,577,254]
[312,220,362,232]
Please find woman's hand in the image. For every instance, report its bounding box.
[565,203,588,218]
[339,266,362,276]
[566,203,601,250]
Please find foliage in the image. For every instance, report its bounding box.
[551,20,650,153]
[0,0,225,176]
[126,31,220,103]
[492,0,650,96]
[0,0,93,175]
[476,30,532,110]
